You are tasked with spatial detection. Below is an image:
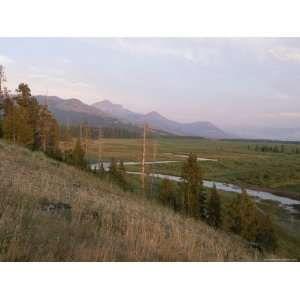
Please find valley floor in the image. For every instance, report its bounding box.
[80,137,300,260]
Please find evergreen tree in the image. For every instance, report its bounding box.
[15,85,41,150]
[15,83,31,107]
[159,178,177,209]
[1,83,59,153]
[207,184,221,228]
[255,214,277,252]
[224,189,256,237]
[223,194,242,234]
[180,153,206,219]
[46,117,60,158]
[3,103,33,146]
[224,189,277,252]
[239,190,259,242]
[108,158,118,180]
[117,160,128,190]
[71,139,86,168]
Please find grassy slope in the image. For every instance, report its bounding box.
[0,140,259,261]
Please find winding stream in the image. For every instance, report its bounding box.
[90,160,300,213]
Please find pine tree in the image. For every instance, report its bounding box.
[239,189,259,242]
[207,184,221,228]
[47,117,60,158]
[71,139,86,168]
[14,84,41,150]
[117,160,128,190]
[180,153,206,219]
[108,158,118,180]
[159,178,177,209]
[224,189,257,237]
[15,83,31,107]
[3,102,33,146]
[255,214,277,252]
[223,194,242,234]
[223,189,277,252]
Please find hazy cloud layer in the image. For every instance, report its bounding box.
[0,38,299,130]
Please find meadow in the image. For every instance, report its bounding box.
[75,137,300,200]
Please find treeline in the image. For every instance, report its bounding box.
[0,83,89,169]
[248,144,300,154]
[60,125,143,140]
[157,154,277,252]
[0,83,60,157]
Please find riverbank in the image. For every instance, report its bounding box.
[90,160,300,213]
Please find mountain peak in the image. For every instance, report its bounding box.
[100,99,113,105]
[92,99,125,109]
[147,111,161,117]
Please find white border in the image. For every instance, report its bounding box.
[0,1,300,299]
[0,0,300,37]
[0,263,298,300]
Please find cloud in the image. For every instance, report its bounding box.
[114,38,220,64]
[265,112,300,119]
[58,58,72,64]
[73,81,91,88]
[114,38,300,67]
[267,46,300,63]
[29,73,48,79]
[0,54,14,65]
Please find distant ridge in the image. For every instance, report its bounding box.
[35,95,170,137]
[93,100,231,139]
[35,95,231,138]
[36,95,120,127]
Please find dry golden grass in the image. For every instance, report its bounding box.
[0,140,259,261]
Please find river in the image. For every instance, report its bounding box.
[90,160,300,213]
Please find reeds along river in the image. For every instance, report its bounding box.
[90,161,300,214]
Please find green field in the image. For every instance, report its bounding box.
[87,137,300,199]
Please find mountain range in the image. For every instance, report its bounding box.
[36,95,230,139]
[92,100,229,138]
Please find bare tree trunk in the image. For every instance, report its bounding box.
[141,123,147,192]
[98,127,102,167]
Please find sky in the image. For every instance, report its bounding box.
[0,38,300,130]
